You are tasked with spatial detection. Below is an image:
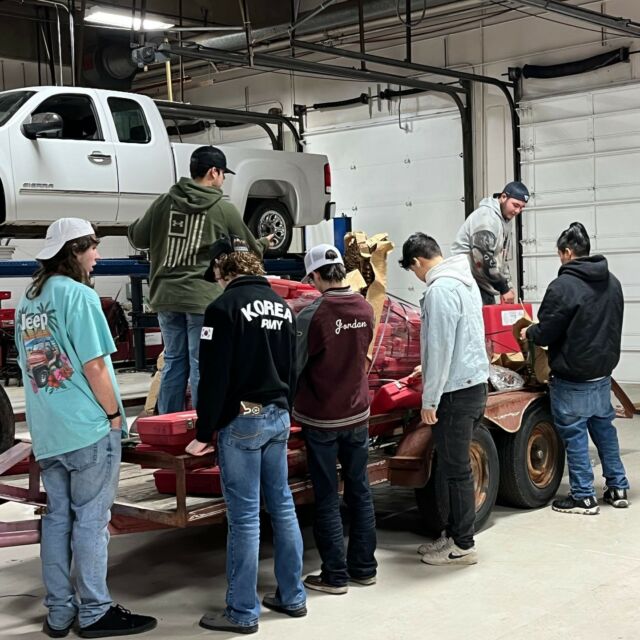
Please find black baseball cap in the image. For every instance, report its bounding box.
[493,181,530,203]
[190,145,236,176]
[203,235,249,282]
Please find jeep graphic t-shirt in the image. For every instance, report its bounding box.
[15,276,124,460]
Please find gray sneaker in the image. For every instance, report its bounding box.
[421,542,478,566]
[303,574,348,595]
[417,535,452,556]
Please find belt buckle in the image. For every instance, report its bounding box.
[240,401,262,416]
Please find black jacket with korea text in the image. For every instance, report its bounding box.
[526,255,623,382]
[196,276,297,442]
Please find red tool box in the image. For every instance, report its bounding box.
[153,449,308,496]
[137,410,197,447]
[483,303,533,354]
[154,466,223,496]
[370,375,422,416]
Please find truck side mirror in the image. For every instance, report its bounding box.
[22,112,63,140]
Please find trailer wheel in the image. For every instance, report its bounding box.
[0,385,15,454]
[247,200,293,257]
[415,424,499,536]
[497,403,564,508]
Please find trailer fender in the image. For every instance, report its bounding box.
[388,423,435,488]
[483,390,546,433]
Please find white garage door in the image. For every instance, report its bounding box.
[520,84,640,383]
[305,110,465,305]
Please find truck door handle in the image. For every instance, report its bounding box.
[88,151,112,164]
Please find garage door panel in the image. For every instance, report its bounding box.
[523,206,596,253]
[594,203,640,251]
[522,95,593,124]
[533,158,594,191]
[595,151,640,186]
[622,302,640,350]
[306,112,464,306]
[521,85,640,383]
[593,86,640,113]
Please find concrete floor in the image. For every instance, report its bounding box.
[1,409,639,638]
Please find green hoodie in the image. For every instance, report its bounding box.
[128,177,268,314]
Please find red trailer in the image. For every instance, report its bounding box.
[0,281,636,547]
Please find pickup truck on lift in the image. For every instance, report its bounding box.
[0,86,334,255]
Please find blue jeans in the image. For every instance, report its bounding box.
[157,311,204,413]
[550,376,629,500]
[304,425,377,586]
[217,405,305,627]
[38,430,121,630]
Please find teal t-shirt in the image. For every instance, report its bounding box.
[15,276,125,460]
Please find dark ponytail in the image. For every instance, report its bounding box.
[557,222,590,258]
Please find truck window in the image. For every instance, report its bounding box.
[31,94,102,141]
[0,90,36,126]
[108,97,151,144]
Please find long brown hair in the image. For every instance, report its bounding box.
[27,233,100,299]
[217,251,265,280]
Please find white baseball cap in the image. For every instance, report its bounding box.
[303,243,344,283]
[36,218,96,261]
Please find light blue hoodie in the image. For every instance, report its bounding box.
[420,254,489,409]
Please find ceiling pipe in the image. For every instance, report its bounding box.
[507,0,640,37]
[192,0,482,51]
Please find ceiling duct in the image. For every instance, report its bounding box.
[192,0,470,51]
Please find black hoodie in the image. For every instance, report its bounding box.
[195,276,297,442]
[527,255,624,382]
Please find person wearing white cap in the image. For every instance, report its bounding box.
[14,218,157,638]
[294,244,378,595]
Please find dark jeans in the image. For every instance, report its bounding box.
[433,383,488,550]
[304,425,377,587]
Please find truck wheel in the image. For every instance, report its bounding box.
[497,403,565,508]
[247,200,293,257]
[0,385,15,454]
[414,424,499,536]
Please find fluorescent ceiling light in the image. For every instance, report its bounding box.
[85,7,174,30]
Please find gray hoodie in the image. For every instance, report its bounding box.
[420,255,489,409]
[450,197,513,296]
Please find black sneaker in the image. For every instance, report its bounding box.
[262,593,307,617]
[552,495,600,515]
[43,618,74,638]
[303,574,348,595]
[79,604,157,638]
[603,487,629,508]
[199,612,258,634]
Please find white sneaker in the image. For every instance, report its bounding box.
[421,542,478,566]
[417,535,452,556]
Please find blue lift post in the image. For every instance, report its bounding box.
[0,256,308,371]
[0,258,154,371]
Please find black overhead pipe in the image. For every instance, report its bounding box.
[290,39,521,186]
[509,48,630,80]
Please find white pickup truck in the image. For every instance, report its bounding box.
[0,86,333,255]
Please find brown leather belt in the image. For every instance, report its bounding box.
[239,401,263,416]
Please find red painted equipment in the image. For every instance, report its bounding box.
[137,410,197,447]
[483,303,533,354]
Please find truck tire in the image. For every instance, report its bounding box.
[497,402,565,508]
[246,200,293,257]
[0,384,15,454]
[414,424,499,536]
